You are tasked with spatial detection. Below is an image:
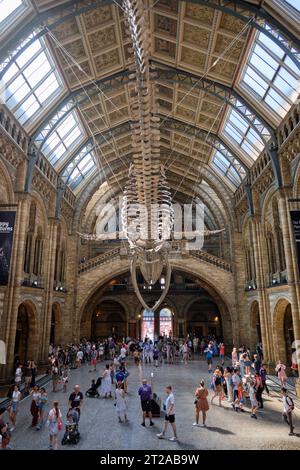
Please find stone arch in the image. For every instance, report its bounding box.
[183,295,224,341]
[273,298,294,365]
[0,158,14,204]
[14,300,38,368]
[76,257,235,343]
[50,302,63,346]
[81,295,130,340]
[249,300,261,351]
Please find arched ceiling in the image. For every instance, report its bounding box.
[0,0,299,221]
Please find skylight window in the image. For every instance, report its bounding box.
[42,111,85,166]
[63,145,96,190]
[283,0,300,12]
[223,109,265,160]
[2,37,63,126]
[240,31,300,119]
[0,0,24,26]
[212,150,246,188]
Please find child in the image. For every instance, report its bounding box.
[62,365,69,393]
[115,382,128,423]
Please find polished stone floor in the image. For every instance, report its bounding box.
[6,358,300,450]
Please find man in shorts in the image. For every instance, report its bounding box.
[157,385,177,441]
[138,379,154,427]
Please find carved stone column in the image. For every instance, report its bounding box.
[251,216,274,365]
[0,192,30,382]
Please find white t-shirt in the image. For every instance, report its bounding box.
[12,390,21,402]
[282,395,293,413]
[165,393,175,415]
[120,347,127,357]
[15,367,22,383]
[77,351,83,360]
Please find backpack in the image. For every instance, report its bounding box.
[215,376,221,386]
[286,396,295,410]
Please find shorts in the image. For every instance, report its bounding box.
[250,399,258,408]
[91,358,97,365]
[165,414,175,423]
[141,400,152,412]
[11,402,18,413]
[233,389,239,401]
[207,358,212,365]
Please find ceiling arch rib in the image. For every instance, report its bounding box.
[0,0,299,77]
[73,148,235,231]
[57,117,248,193]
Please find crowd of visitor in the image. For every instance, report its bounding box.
[0,334,298,449]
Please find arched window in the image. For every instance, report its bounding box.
[141,310,154,342]
[159,307,173,337]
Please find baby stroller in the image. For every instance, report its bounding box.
[85,377,102,398]
[61,408,80,445]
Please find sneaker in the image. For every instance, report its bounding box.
[192,422,200,427]
[9,426,15,432]
[169,437,177,441]
[156,433,165,439]
[141,422,146,427]
[289,432,295,436]
[149,421,154,426]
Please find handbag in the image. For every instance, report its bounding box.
[58,419,63,431]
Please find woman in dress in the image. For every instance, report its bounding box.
[115,382,128,423]
[275,360,287,386]
[193,380,209,427]
[36,387,48,430]
[30,385,40,427]
[47,401,62,450]
[9,385,21,432]
[100,364,112,398]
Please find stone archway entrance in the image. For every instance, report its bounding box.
[91,300,127,340]
[185,297,222,340]
[274,299,295,366]
[14,302,37,367]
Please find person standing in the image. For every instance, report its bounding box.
[231,348,238,368]
[259,364,269,395]
[8,385,21,432]
[219,343,225,366]
[14,364,22,389]
[138,379,154,427]
[210,368,223,406]
[157,385,177,441]
[204,346,213,373]
[36,387,48,430]
[100,364,112,398]
[248,379,258,419]
[47,401,62,450]
[30,360,37,388]
[281,387,295,435]
[30,385,40,427]
[276,360,287,386]
[115,382,128,423]
[90,346,98,372]
[193,380,209,427]
[68,385,84,420]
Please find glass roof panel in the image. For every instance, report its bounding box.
[211,150,245,188]
[41,110,85,166]
[0,0,24,27]
[223,108,265,160]
[63,145,97,190]
[283,0,300,12]
[2,37,64,127]
[240,29,300,119]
